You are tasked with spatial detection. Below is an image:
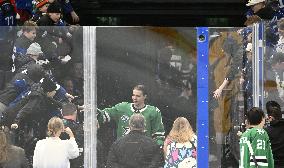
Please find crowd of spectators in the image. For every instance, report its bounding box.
[2,0,284,167]
[0,0,80,26]
[0,1,83,165]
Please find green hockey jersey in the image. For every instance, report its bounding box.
[239,127,274,168]
[98,102,165,146]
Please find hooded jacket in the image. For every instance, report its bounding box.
[265,119,284,167]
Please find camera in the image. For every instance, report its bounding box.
[233,123,247,133]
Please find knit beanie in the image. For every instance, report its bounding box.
[27,64,44,82]
[47,2,62,13]
[41,78,57,93]
[26,43,43,56]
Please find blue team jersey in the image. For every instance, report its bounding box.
[58,0,73,14]
[0,1,16,26]
[15,0,32,11]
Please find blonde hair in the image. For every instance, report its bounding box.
[167,117,195,143]
[47,117,64,137]
[22,20,38,32]
[0,127,9,163]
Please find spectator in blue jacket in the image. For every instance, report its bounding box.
[12,21,37,72]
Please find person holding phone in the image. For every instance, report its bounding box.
[33,117,79,168]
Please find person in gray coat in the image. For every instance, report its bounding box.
[0,126,29,168]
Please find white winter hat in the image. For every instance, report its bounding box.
[246,0,265,6]
[27,43,43,55]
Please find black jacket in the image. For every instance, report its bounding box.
[0,145,29,168]
[14,35,32,55]
[61,118,84,168]
[265,119,284,167]
[36,15,71,63]
[13,35,33,72]
[16,56,37,73]
[2,83,61,132]
[36,14,56,26]
[106,130,163,168]
[0,72,34,106]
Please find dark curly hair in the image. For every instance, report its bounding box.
[246,107,265,125]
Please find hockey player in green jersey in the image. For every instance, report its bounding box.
[97,84,165,146]
[239,107,274,168]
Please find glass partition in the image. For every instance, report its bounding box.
[208,27,251,167]
[1,24,276,167]
[263,20,284,111]
[90,26,259,168]
[96,27,197,167]
[261,19,284,168]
